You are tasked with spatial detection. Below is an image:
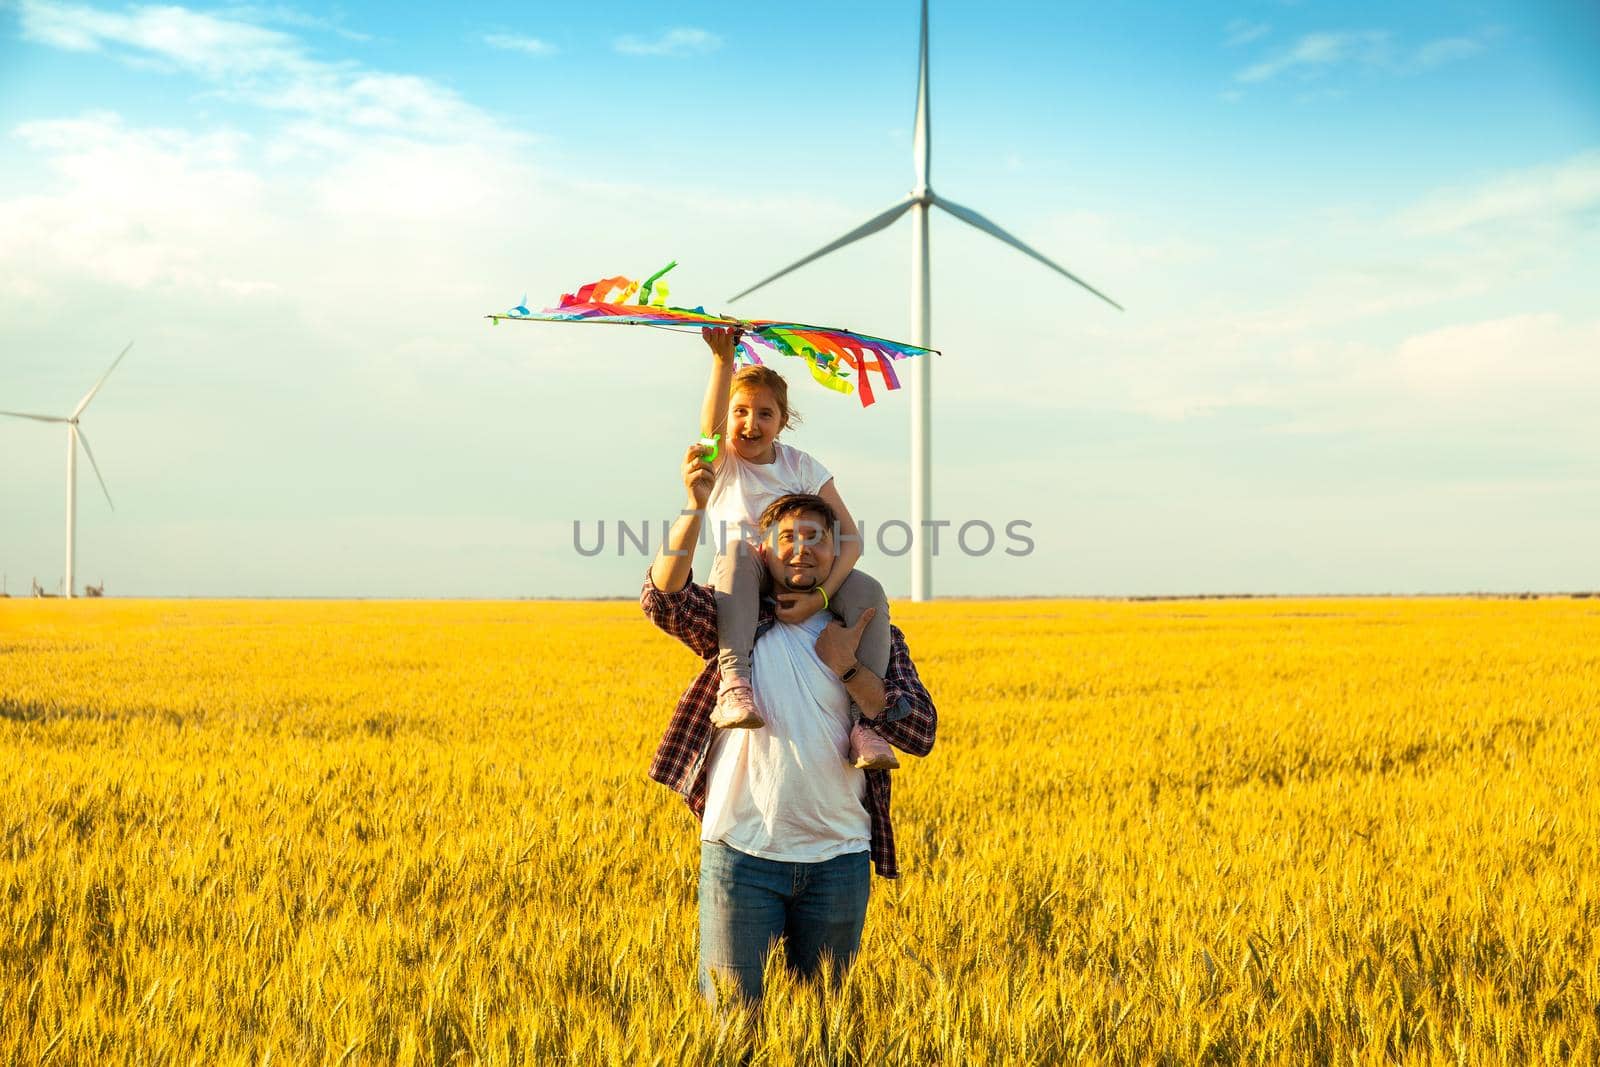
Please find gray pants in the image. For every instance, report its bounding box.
[712,544,890,687]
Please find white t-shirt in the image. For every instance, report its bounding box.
[704,440,832,551]
[700,612,871,863]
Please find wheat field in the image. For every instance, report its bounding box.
[1,596,1597,1064]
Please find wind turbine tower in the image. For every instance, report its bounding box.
[728,1,1122,600]
[1,343,131,598]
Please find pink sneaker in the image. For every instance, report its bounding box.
[712,682,765,730]
[850,719,899,770]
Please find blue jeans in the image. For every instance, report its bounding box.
[697,840,872,1007]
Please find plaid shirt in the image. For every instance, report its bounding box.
[641,570,937,879]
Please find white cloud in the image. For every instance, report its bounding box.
[1237,31,1389,83]
[20,0,305,76]
[309,137,529,221]
[483,33,556,57]
[1061,308,1600,432]
[220,4,372,42]
[1389,313,1600,399]
[0,5,543,303]
[1240,312,1600,432]
[17,0,505,140]
[613,27,721,57]
[0,112,269,291]
[970,149,1600,436]
[1414,35,1486,68]
[1224,20,1269,47]
[1399,153,1600,235]
[1234,29,1490,85]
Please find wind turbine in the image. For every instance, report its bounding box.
[1,342,132,598]
[728,0,1122,601]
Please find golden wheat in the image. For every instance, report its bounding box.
[1,596,1597,1064]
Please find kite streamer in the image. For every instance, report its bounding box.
[487,262,936,407]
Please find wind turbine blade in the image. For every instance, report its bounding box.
[932,194,1124,311]
[75,428,115,511]
[0,410,69,423]
[727,196,917,303]
[912,0,930,190]
[73,340,133,418]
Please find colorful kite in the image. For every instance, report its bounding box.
[487,261,937,407]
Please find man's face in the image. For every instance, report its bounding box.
[760,510,835,591]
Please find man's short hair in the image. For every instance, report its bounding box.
[759,493,838,538]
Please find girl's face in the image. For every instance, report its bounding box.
[727,385,782,462]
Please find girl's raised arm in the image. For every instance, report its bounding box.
[698,327,739,438]
[816,478,863,602]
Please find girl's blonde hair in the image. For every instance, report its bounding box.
[729,365,801,430]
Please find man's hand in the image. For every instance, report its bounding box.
[775,589,826,625]
[814,607,876,676]
[683,441,715,509]
[701,326,742,365]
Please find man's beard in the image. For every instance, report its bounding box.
[782,572,819,591]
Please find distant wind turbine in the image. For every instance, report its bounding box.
[1,342,132,598]
[728,0,1122,601]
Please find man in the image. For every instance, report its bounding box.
[642,441,938,1007]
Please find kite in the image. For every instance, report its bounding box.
[486,261,937,407]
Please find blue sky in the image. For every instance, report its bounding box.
[0,0,1596,597]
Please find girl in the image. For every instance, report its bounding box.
[696,326,897,771]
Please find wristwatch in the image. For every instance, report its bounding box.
[839,661,860,683]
